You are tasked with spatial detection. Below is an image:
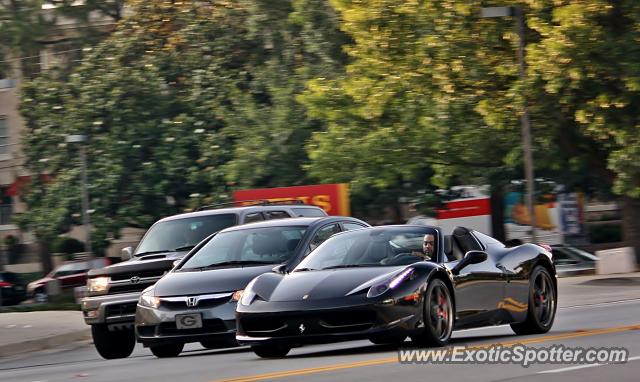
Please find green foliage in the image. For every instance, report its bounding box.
[50,236,84,255]
[17,0,349,251]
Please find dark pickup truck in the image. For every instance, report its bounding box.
[81,203,327,359]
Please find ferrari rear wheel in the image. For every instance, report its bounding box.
[412,279,453,347]
[511,266,556,335]
[251,344,291,358]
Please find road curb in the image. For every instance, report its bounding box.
[0,328,91,358]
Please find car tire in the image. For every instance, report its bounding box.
[369,333,407,346]
[91,325,135,360]
[149,343,184,358]
[200,339,237,350]
[510,266,556,335]
[411,278,453,347]
[251,344,291,358]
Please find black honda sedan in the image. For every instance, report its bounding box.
[135,216,369,357]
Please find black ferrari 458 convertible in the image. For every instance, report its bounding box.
[235,225,557,358]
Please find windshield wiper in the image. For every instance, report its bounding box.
[183,260,276,271]
[174,245,196,252]
[322,264,378,270]
[135,250,172,257]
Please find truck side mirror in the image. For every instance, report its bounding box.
[121,246,133,261]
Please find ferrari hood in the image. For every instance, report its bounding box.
[264,267,404,302]
[153,265,274,296]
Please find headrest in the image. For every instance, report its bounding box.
[443,235,452,255]
[252,235,286,255]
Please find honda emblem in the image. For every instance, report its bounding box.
[186,296,198,307]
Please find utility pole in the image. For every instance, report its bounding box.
[66,134,93,258]
[481,6,537,242]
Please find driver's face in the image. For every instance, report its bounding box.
[423,235,435,255]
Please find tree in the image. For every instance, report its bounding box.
[18,1,253,263]
[525,0,640,261]
[300,1,525,232]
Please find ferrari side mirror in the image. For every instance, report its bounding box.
[452,250,487,275]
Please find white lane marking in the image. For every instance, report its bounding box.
[454,324,511,334]
[538,363,603,374]
[560,298,640,310]
[23,325,32,328]
[538,355,640,374]
[6,324,16,328]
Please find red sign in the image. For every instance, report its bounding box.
[233,184,350,216]
[437,198,491,219]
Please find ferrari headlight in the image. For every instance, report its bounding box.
[87,277,110,293]
[138,289,160,309]
[239,279,258,306]
[367,268,415,298]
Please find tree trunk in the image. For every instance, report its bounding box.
[490,181,506,242]
[622,196,640,267]
[38,238,53,275]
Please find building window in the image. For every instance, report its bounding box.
[0,117,8,155]
[0,187,12,225]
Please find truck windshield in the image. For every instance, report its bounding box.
[135,214,238,255]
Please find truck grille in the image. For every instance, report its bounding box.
[110,269,167,281]
[105,302,137,318]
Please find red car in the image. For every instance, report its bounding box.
[27,258,111,298]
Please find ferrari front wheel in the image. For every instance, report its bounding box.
[511,266,556,335]
[251,344,291,358]
[412,279,453,347]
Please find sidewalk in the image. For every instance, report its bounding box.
[0,272,639,359]
[0,311,89,358]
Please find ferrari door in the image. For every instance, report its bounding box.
[444,228,506,327]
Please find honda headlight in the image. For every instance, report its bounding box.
[367,268,415,298]
[138,289,160,309]
[87,277,110,293]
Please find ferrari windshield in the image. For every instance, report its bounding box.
[135,214,238,255]
[294,226,439,271]
[179,226,307,270]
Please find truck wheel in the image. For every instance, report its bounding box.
[91,325,135,359]
[150,343,184,358]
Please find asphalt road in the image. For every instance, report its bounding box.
[2,277,640,382]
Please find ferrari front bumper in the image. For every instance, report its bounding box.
[236,298,422,346]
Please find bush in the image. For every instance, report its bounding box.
[51,237,85,255]
[588,224,623,243]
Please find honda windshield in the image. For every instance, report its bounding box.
[179,226,307,270]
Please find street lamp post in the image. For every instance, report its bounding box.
[481,6,537,243]
[66,134,93,258]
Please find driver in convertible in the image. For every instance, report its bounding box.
[411,233,435,260]
[381,233,435,265]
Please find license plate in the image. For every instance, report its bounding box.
[175,313,203,330]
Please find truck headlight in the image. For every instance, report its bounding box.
[138,289,160,309]
[87,277,110,293]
